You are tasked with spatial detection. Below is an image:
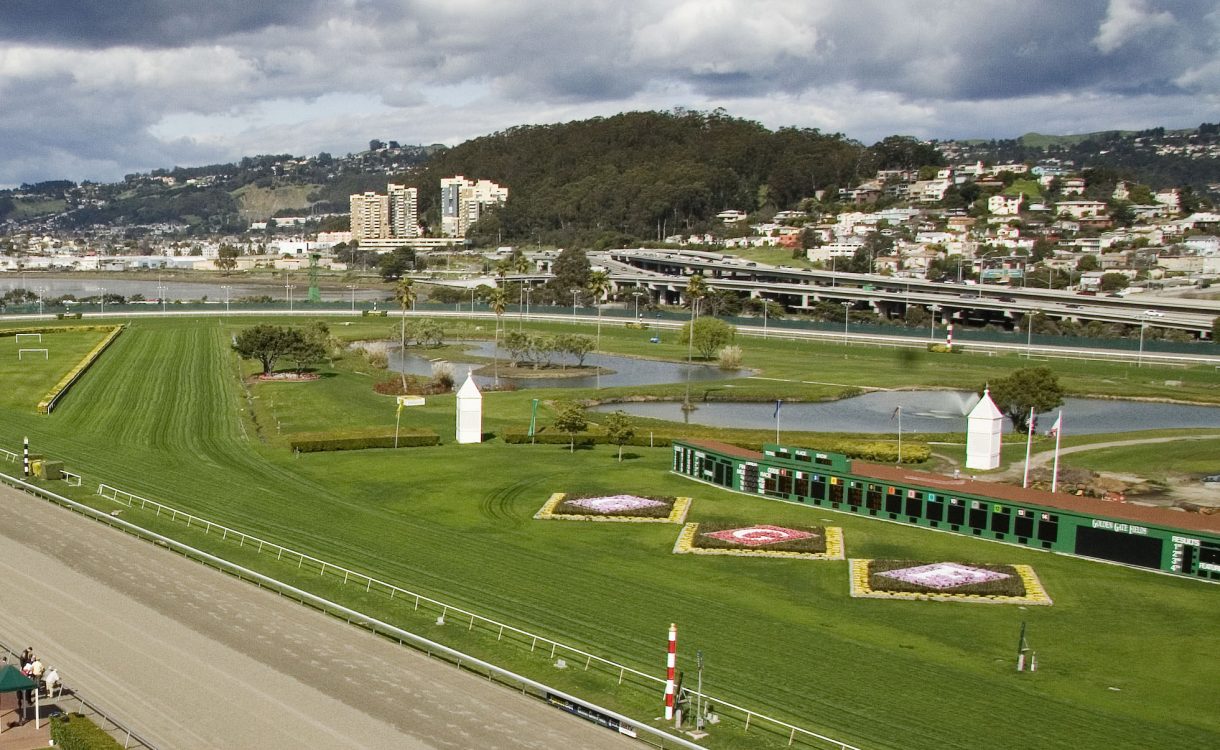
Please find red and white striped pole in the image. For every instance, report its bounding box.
[663,623,677,720]
[945,323,954,351]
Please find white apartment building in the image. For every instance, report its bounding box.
[387,183,419,238]
[441,176,508,237]
[349,183,419,241]
[350,191,390,241]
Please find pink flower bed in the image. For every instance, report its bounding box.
[701,524,817,547]
[878,562,1011,590]
[567,495,669,513]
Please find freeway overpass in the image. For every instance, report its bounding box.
[590,249,1219,337]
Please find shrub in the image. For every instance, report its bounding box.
[290,429,439,452]
[362,349,389,369]
[716,344,743,369]
[51,713,124,750]
[501,428,673,447]
[431,361,455,390]
[926,343,961,354]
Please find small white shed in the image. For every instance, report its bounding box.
[966,388,1003,470]
[456,373,483,444]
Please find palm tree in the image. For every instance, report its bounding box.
[488,285,508,383]
[394,278,416,391]
[683,274,707,408]
[587,270,610,351]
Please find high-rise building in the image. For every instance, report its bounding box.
[349,191,390,241]
[387,183,419,238]
[440,176,508,237]
[350,184,419,241]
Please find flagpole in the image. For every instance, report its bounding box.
[1022,406,1034,488]
[897,406,902,464]
[774,399,781,444]
[1051,410,1062,493]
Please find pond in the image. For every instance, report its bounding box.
[390,340,744,390]
[589,390,1220,435]
[0,276,386,303]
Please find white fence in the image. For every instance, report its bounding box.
[94,482,859,750]
[2,473,700,750]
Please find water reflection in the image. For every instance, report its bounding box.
[590,391,1220,435]
[390,340,742,390]
[0,276,385,303]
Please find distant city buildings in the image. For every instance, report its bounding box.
[440,176,508,237]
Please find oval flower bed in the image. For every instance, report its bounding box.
[672,522,844,560]
[534,493,691,523]
[849,559,1052,605]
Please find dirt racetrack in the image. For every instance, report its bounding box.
[0,483,635,749]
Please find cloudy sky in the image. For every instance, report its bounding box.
[1,0,1216,187]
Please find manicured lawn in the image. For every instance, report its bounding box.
[0,326,112,411]
[1,315,1217,750]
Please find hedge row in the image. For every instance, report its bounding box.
[500,429,927,462]
[50,713,125,750]
[502,429,673,447]
[37,324,126,414]
[289,429,439,452]
[0,325,119,338]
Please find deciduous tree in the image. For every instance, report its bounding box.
[604,411,635,462]
[553,401,588,452]
[982,367,1064,434]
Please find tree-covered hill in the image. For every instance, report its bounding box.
[404,110,869,248]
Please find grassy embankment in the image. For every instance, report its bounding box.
[0,315,1217,750]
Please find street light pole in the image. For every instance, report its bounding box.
[523,288,532,329]
[762,298,768,340]
[287,285,295,313]
[346,284,356,313]
[841,301,851,345]
[1026,310,1036,358]
[929,304,938,341]
[571,289,579,321]
[223,285,231,314]
[99,287,105,316]
[632,290,643,320]
[1137,313,1147,368]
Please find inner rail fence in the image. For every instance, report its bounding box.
[0,637,158,750]
[92,481,860,750]
[2,473,703,750]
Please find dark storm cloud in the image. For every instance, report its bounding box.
[0,1,1216,186]
[0,1,333,47]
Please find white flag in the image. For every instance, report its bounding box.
[1048,413,1062,438]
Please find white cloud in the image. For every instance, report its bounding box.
[0,1,1217,186]
[1093,0,1175,54]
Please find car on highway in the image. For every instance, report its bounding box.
[997,296,1016,302]
[1144,310,1165,317]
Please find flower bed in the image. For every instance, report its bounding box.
[534,493,690,523]
[672,522,844,560]
[849,559,1052,605]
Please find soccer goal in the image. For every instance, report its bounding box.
[18,348,49,359]
[14,333,42,344]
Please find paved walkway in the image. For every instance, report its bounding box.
[0,485,635,749]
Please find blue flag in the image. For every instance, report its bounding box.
[773,399,782,419]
